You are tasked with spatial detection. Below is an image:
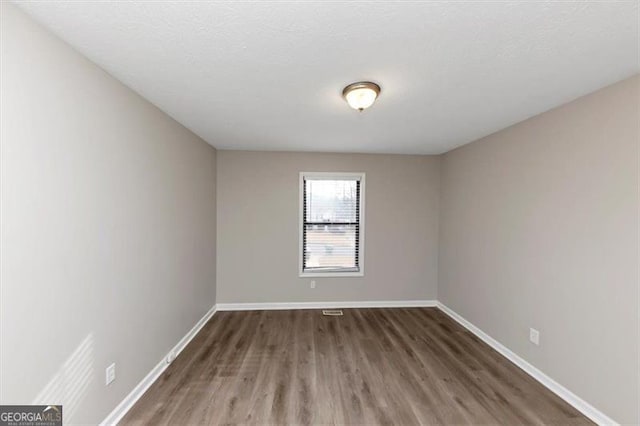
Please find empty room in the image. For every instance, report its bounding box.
[1,1,638,425]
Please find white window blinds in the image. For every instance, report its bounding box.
[300,173,364,276]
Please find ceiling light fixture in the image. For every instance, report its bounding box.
[342,81,381,111]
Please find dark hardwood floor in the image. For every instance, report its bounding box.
[121,308,591,425]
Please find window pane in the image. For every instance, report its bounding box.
[305,180,358,223]
[304,224,358,270]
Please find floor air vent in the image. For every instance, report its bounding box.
[322,309,343,316]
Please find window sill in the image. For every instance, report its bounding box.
[299,271,364,278]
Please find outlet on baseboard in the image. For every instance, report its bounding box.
[105,363,116,386]
[529,328,540,345]
[166,351,176,364]
[310,280,316,289]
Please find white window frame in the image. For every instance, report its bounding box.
[299,172,365,278]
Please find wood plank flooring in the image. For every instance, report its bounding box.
[121,308,591,425]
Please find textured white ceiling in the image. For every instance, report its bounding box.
[14,1,639,154]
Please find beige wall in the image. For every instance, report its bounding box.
[217,151,440,303]
[439,75,639,424]
[1,4,217,424]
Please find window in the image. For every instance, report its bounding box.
[299,172,365,277]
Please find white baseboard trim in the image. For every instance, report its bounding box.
[436,302,617,426]
[216,300,438,311]
[100,304,217,426]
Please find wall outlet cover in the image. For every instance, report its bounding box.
[105,363,116,386]
[529,328,540,345]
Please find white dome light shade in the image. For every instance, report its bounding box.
[342,82,381,111]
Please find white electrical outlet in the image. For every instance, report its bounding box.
[105,363,116,386]
[529,328,540,345]
[167,351,176,364]
[310,280,316,289]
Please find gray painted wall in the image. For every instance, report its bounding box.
[216,151,440,303]
[438,75,639,424]
[1,4,217,424]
